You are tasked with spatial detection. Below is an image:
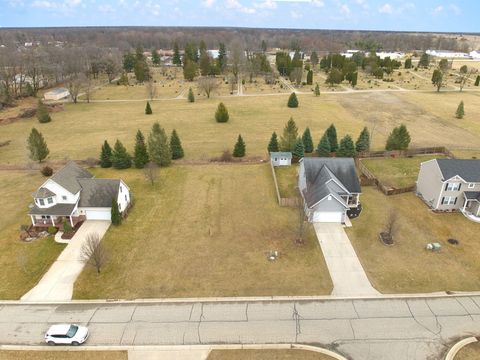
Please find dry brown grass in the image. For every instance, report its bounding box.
[0,350,127,360]
[208,349,337,360]
[347,187,480,293]
[74,164,332,299]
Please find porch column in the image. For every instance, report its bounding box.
[30,215,35,226]
[463,199,469,212]
[51,217,55,226]
[70,216,74,227]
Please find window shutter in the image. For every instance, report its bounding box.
[454,197,457,205]
[441,197,445,205]
[458,184,462,191]
[445,183,448,191]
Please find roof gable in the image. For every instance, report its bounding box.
[78,179,121,208]
[436,159,480,183]
[50,161,93,194]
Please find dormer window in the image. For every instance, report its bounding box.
[39,198,45,206]
[62,195,67,200]
[47,197,53,204]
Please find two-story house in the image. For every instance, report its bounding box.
[416,159,480,218]
[29,161,131,228]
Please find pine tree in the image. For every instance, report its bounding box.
[317,133,331,157]
[351,72,358,88]
[188,87,195,102]
[172,41,182,66]
[302,127,314,153]
[267,132,279,153]
[385,124,411,151]
[419,53,429,68]
[431,69,444,92]
[133,130,149,168]
[36,100,51,123]
[111,198,122,226]
[325,124,338,153]
[148,122,171,167]
[314,83,320,96]
[292,137,304,160]
[100,140,113,168]
[145,101,152,115]
[218,43,227,72]
[404,58,412,69]
[355,127,370,153]
[183,60,197,81]
[306,70,313,85]
[233,134,246,157]
[151,49,160,65]
[475,75,480,86]
[280,117,298,152]
[27,127,49,163]
[287,92,299,108]
[455,101,465,119]
[215,102,229,123]
[337,135,356,158]
[112,139,132,169]
[170,129,184,159]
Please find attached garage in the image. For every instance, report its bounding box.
[84,209,111,221]
[312,211,344,223]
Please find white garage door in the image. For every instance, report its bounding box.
[312,211,343,223]
[85,209,111,221]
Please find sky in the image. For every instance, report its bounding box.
[0,0,479,32]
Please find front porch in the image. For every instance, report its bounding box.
[31,215,86,229]
[461,192,480,223]
[341,193,360,208]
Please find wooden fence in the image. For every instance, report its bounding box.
[357,146,455,159]
[270,161,301,207]
[357,161,416,196]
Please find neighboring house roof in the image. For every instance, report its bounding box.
[302,158,361,208]
[270,152,292,159]
[78,179,121,207]
[33,187,55,198]
[50,161,94,194]
[29,203,76,216]
[464,191,480,201]
[436,159,480,182]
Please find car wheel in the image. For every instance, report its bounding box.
[72,341,80,346]
[47,341,56,346]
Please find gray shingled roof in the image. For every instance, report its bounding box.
[302,158,361,208]
[436,159,480,182]
[33,187,55,198]
[50,161,93,194]
[78,179,120,207]
[270,152,292,158]
[464,191,480,201]
[29,203,76,216]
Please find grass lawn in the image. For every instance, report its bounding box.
[0,171,66,299]
[275,165,299,198]
[361,155,443,189]
[0,351,127,360]
[208,349,337,360]
[347,187,480,293]
[74,164,332,299]
[455,341,480,360]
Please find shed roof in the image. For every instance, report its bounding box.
[270,152,292,158]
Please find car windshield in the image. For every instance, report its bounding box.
[66,325,78,338]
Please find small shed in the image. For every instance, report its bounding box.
[44,88,70,101]
[270,152,292,167]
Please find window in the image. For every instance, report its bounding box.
[62,195,67,200]
[125,195,127,201]
[274,158,278,161]
[445,183,461,191]
[39,198,45,206]
[468,183,475,189]
[120,186,122,193]
[47,197,53,204]
[442,196,457,205]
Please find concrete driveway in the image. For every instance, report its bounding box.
[313,223,379,297]
[21,220,110,302]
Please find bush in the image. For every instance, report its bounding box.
[47,226,58,235]
[37,100,51,123]
[63,221,72,233]
[41,165,53,177]
[287,92,298,108]
[215,102,229,123]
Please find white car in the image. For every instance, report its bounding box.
[45,324,89,346]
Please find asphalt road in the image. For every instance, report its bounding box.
[1,295,480,360]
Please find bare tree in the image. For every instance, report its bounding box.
[80,232,107,274]
[197,76,219,99]
[146,78,157,99]
[84,74,93,103]
[143,161,159,186]
[458,69,477,92]
[380,210,397,245]
[228,74,236,94]
[229,40,246,82]
[290,67,303,86]
[67,74,85,103]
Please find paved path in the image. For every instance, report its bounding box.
[1,296,480,359]
[21,221,110,302]
[314,223,379,297]
[128,348,210,360]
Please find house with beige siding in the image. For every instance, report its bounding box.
[416,159,480,221]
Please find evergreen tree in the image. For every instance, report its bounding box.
[310,51,319,67]
[385,124,411,151]
[112,139,132,169]
[172,41,182,66]
[314,83,320,96]
[111,198,122,226]
[233,134,246,157]
[148,122,171,167]
[317,133,331,157]
[287,92,299,108]
[188,87,195,102]
[27,127,49,163]
[151,49,160,65]
[431,69,444,92]
[419,53,429,68]
[123,52,136,72]
[475,75,480,86]
[145,101,152,114]
[218,43,227,72]
[280,117,299,152]
[215,102,229,123]
[133,130,149,168]
[183,60,197,81]
[36,100,51,123]
[302,127,314,153]
[325,68,343,86]
[337,135,356,157]
[404,58,412,69]
[170,129,184,159]
[267,132,279,153]
[292,137,304,160]
[355,127,370,153]
[306,70,313,85]
[351,72,358,88]
[325,124,338,152]
[100,140,113,168]
[456,101,465,119]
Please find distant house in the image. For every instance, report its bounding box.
[426,50,471,59]
[470,50,480,59]
[270,152,292,167]
[416,159,480,220]
[44,88,70,101]
[299,158,361,223]
[29,162,131,228]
